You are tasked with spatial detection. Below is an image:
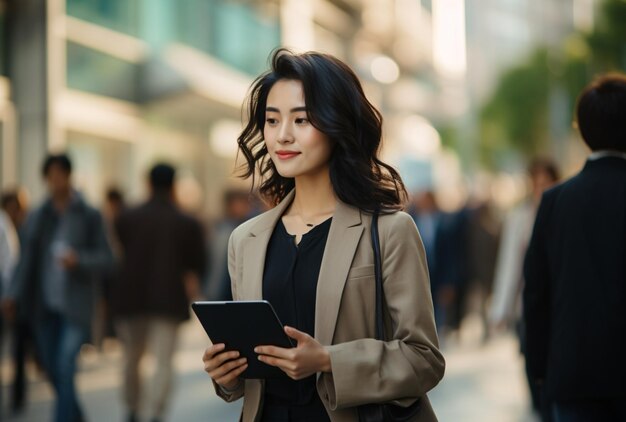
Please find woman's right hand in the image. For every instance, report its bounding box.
[203,343,248,390]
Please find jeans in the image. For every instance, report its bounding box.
[552,399,626,422]
[34,310,88,422]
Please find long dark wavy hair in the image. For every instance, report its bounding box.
[237,48,407,212]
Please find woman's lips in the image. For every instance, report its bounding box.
[276,151,300,160]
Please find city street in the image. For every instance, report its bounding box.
[1,0,624,420]
[429,319,538,422]
[1,315,538,422]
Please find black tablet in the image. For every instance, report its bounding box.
[192,300,294,379]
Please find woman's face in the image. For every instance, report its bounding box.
[263,79,333,180]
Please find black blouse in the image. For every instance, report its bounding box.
[262,217,332,414]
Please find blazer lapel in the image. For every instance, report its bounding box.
[240,191,295,300]
[315,201,364,346]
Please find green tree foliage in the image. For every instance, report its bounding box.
[587,0,626,71]
[479,0,626,165]
[480,49,550,161]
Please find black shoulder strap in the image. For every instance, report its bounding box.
[370,210,385,341]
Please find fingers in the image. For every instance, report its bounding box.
[209,356,248,380]
[204,349,241,372]
[201,344,248,389]
[258,355,308,380]
[257,355,294,371]
[254,346,295,374]
[284,326,310,343]
[254,345,294,360]
[215,361,248,387]
[202,343,225,362]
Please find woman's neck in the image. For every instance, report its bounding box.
[289,171,336,223]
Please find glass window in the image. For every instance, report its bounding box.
[66,0,140,37]
[174,0,281,75]
[67,131,133,206]
[66,41,139,102]
[175,0,215,54]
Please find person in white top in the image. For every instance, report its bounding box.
[0,195,20,297]
[0,190,21,413]
[488,158,559,414]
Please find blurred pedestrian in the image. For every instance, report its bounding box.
[524,73,626,421]
[1,189,34,414]
[202,49,444,422]
[92,187,126,348]
[409,190,459,332]
[0,190,21,412]
[4,153,113,422]
[0,191,20,298]
[489,158,559,416]
[205,188,253,301]
[457,198,500,342]
[102,187,126,252]
[113,163,206,422]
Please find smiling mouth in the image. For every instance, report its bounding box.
[276,152,300,160]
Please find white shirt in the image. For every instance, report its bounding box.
[489,200,536,324]
[0,210,20,296]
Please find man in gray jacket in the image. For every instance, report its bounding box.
[5,153,113,422]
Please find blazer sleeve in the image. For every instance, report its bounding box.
[212,229,245,402]
[322,212,445,410]
[523,193,553,382]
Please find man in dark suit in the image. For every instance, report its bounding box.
[113,163,206,422]
[523,74,626,421]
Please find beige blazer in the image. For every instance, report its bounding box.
[214,191,445,422]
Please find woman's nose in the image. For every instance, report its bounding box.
[277,123,294,144]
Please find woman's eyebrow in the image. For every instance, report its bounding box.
[265,106,307,113]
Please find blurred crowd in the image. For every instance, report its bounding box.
[0,149,562,422]
[0,154,264,422]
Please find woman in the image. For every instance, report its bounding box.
[202,49,445,422]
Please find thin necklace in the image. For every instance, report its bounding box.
[292,203,330,228]
[301,213,315,227]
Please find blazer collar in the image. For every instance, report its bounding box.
[239,190,365,347]
[247,190,296,238]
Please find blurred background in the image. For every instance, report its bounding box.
[0,0,624,421]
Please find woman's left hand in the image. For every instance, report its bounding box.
[255,326,331,380]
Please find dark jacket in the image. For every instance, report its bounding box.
[523,156,626,401]
[113,196,206,321]
[8,193,113,328]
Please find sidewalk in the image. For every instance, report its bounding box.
[1,321,242,421]
[430,321,538,422]
[1,315,536,422]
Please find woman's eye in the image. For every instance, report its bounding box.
[295,118,309,125]
[266,118,278,125]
